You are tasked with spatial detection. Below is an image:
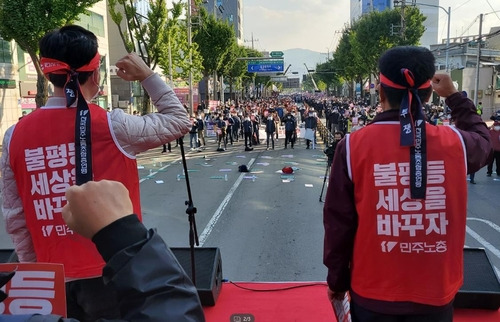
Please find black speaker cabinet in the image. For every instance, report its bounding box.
[170,247,223,307]
[454,248,500,310]
[0,249,17,263]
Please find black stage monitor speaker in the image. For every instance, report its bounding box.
[454,248,500,310]
[0,249,17,263]
[170,247,223,307]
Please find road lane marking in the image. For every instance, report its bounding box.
[466,225,500,260]
[466,218,500,272]
[467,217,500,234]
[198,158,256,246]
[139,157,181,183]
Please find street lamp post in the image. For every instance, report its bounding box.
[473,14,483,107]
[394,1,451,72]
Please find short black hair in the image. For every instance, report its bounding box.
[379,46,435,110]
[39,25,98,88]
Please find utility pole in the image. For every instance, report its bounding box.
[244,33,259,49]
[400,0,406,41]
[474,13,483,107]
[187,0,194,115]
[213,0,218,103]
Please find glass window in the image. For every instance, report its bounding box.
[0,39,12,64]
[77,12,105,37]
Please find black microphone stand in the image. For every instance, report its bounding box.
[319,134,333,203]
[178,136,199,285]
[319,157,332,202]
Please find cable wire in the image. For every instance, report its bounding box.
[225,280,328,292]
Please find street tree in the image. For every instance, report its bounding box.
[314,59,340,95]
[333,6,425,97]
[302,74,317,93]
[193,7,236,102]
[221,44,248,101]
[157,1,203,86]
[333,30,360,97]
[351,6,425,80]
[0,0,100,107]
[108,0,172,114]
[241,47,264,99]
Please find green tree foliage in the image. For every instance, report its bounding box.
[317,80,327,92]
[254,74,271,98]
[222,44,247,100]
[314,59,340,94]
[333,7,425,96]
[333,30,360,97]
[192,7,236,102]
[109,0,184,114]
[302,74,317,93]
[0,0,100,107]
[352,7,425,78]
[157,1,203,84]
[241,47,264,99]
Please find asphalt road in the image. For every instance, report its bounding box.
[137,133,328,282]
[0,122,499,284]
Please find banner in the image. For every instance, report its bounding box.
[0,263,66,316]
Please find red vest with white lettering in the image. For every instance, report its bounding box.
[9,104,141,279]
[347,121,467,306]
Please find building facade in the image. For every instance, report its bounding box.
[202,0,244,45]
[432,28,500,118]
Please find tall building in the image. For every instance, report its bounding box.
[350,0,394,23]
[350,0,439,48]
[202,0,244,45]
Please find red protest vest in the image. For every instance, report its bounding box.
[347,121,467,306]
[9,104,141,279]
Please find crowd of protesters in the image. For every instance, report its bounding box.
[157,91,473,154]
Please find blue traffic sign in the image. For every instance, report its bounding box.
[247,60,284,73]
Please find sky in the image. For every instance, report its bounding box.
[243,0,500,53]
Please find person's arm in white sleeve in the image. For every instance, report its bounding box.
[0,126,36,262]
[109,53,191,155]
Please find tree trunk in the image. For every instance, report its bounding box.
[141,90,151,115]
[35,74,48,108]
[31,49,48,108]
[204,74,210,103]
[229,78,233,101]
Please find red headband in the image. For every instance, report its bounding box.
[379,71,431,90]
[40,52,101,76]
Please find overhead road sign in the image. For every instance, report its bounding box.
[270,51,284,58]
[247,59,284,73]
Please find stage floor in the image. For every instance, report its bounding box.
[203,282,500,322]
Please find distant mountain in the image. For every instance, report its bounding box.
[282,48,329,81]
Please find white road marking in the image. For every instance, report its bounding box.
[466,226,500,260]
[139,157,180,183]
[466,218,500,272]
[198,158,256,246]
[468,217,500,234]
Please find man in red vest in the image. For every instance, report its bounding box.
[486,121,500,176]
[323,46,492,321]
[0,25,190,320]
